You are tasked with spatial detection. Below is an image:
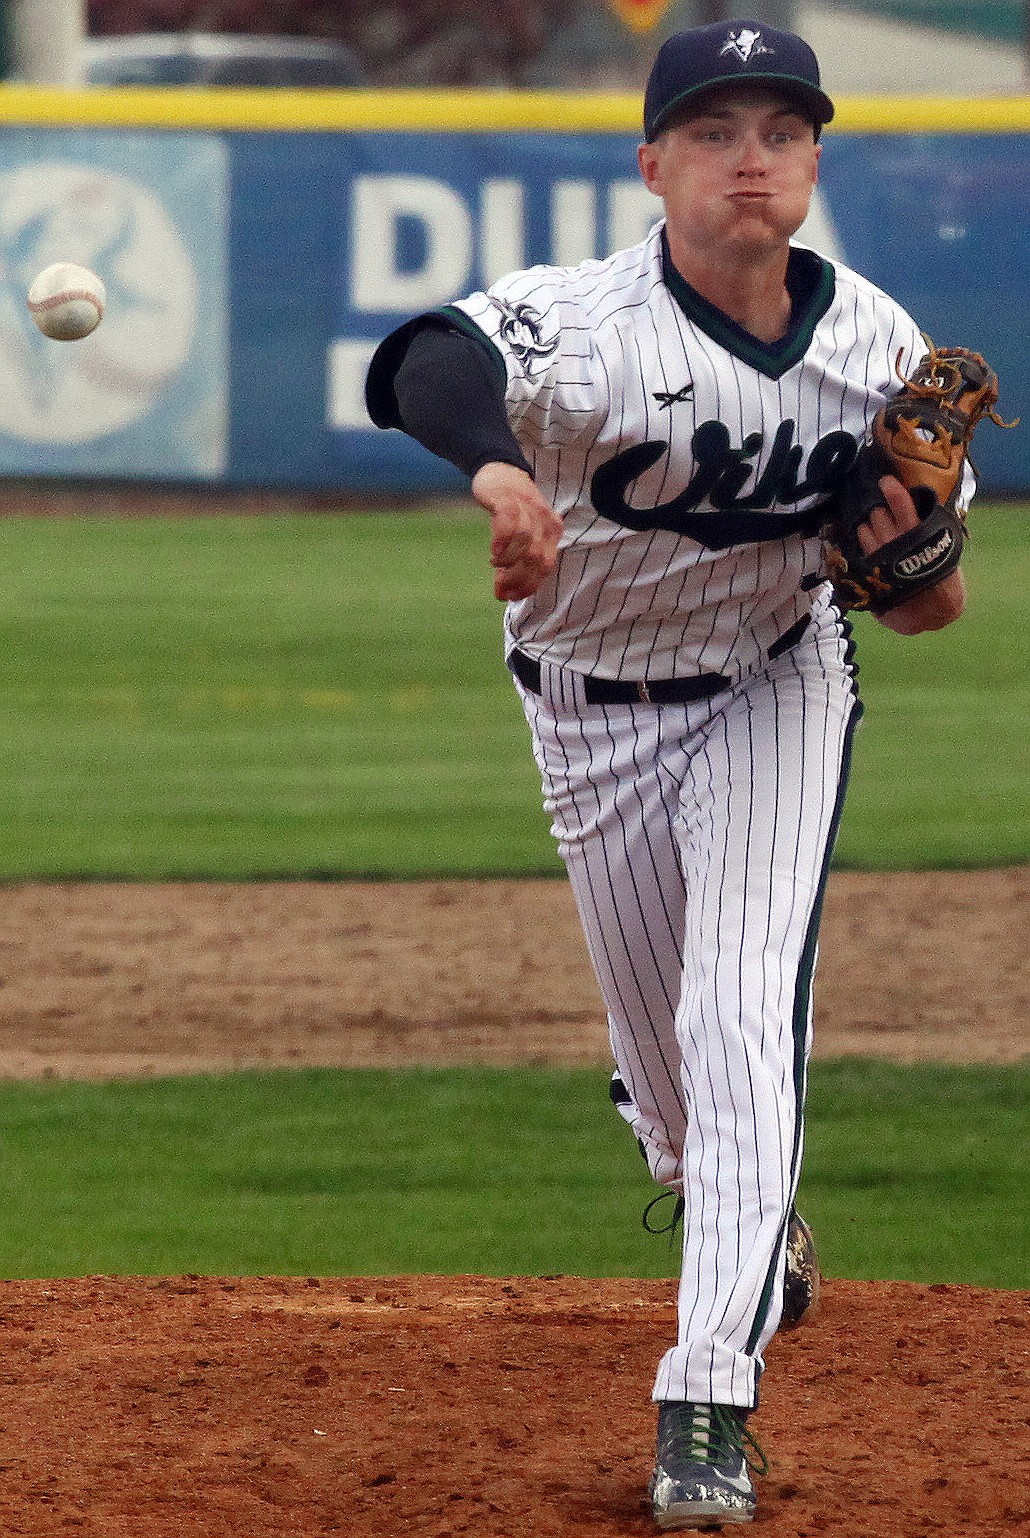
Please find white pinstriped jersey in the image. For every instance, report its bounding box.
[445,222,929,681]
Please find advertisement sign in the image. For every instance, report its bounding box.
[327,130,661,493]
[324,129,1030,494]
[0,130,227,477]
[0,118,1024,492]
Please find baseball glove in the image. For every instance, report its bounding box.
[823,343,1016,614]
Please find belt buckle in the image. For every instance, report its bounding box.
[636,680,653,705]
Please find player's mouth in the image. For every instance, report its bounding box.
[726,191,780,215]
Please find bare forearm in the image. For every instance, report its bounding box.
[876,568,966,635]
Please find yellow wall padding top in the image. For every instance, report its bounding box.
[0,85,1027,135]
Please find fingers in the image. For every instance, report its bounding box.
[492,506,563,600]
[472,461,562,601]
[877,474,918,523]
[857,474,920,555]
[856,503,894,555]
[494,561,547,602]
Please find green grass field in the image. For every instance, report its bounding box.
[0,506,1024,1292]
[0,504,1025,877]
[1,1062,1025,1287]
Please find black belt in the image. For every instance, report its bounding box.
[509,616,810,707]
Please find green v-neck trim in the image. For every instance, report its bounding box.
[661,235,836,380]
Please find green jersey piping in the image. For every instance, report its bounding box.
[661,235,836,380]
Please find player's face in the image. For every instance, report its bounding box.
[638,87,821,261]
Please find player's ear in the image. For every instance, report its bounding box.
[638,141,664,197]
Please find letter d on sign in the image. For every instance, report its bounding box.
[351,176,472,311]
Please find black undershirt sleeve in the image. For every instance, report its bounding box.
[392,325,532,481]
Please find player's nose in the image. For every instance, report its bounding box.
[734,132,771,173]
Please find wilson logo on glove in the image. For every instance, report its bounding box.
[894,529,955,580]
[823,342,1018,614]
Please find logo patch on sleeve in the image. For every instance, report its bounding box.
[489,296,558,365]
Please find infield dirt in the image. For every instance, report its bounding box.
[0,871,1026,1536]
[0,869,1026,1078]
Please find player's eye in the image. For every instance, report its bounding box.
[693,123,731,143]
[770,122,807,144]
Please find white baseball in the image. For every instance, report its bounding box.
[27,262,106,341]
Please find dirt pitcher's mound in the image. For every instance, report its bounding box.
[0,1274,1026,1538]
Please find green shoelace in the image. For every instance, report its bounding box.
[666,1404,769,1479]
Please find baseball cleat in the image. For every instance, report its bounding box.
[649,1401,767,1530]
[780,1208,821,1329]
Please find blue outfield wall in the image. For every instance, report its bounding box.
[0,123,1025,493]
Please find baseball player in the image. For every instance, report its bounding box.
[366,18,967,1529]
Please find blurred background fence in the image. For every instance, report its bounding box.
[0,1,1025,494]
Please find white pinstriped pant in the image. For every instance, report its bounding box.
[513,599,861,1409]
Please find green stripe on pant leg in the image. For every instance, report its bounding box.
[745,695,864,1356]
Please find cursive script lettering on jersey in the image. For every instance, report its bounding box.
[590,419,859,549]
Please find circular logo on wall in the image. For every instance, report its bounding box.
[0,162,197,443]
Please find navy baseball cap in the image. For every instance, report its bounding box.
[644,18,834,142]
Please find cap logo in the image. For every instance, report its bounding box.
[719,27,773,64]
